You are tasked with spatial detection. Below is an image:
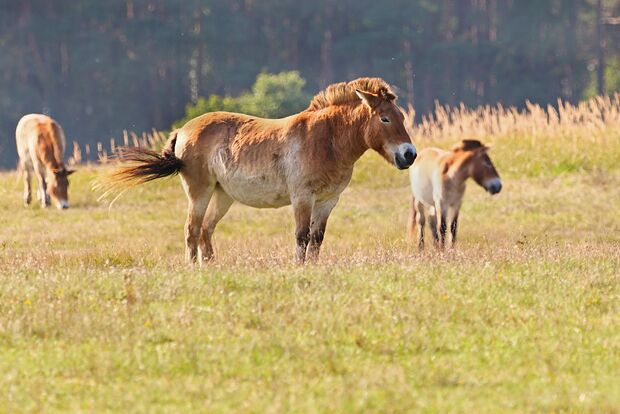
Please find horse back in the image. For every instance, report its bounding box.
[16,114,66,169]
[175,111,295,167]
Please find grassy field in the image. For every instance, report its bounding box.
[1,110,620,412]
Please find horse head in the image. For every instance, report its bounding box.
[355,88,416,170]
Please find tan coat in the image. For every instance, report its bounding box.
[16,114,73,209]
[408,140,501,249]
[105,77,417,264]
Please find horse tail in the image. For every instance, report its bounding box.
[96,130,183,201]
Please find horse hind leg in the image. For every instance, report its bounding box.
[407,196,416,244]
[415,201,426,251]
[181,177,214,264]
[21,161,33,206]
[199,185,234,262]
[408,196,426,250]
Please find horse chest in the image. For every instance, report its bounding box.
[304,168,352,201]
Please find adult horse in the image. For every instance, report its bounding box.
[16,114,74,209]
[103,77,417,264]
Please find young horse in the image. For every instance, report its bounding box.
[16,114,75,209]
[408,140,501,250]
[102,77,417,264]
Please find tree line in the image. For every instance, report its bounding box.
[1,0,619,167]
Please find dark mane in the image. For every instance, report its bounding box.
[453,139,486,151]
[307,77,397,111]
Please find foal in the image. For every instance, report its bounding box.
[16,114,74,209]
[101,77,417,264]
[408,140,501,249]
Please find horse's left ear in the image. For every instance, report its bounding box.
[379,88,397,101]
[66,169,76,176]
[355,89,381,109]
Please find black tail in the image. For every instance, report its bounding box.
[110,130,182,185]
[95,131,183,200]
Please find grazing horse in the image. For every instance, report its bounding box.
[408,140,501,250]
[102,77,417,264]
[16,114,74,209]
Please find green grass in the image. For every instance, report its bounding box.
[0,143,619,412]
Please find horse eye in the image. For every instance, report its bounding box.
[380,116,391,124]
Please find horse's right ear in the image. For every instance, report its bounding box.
[355,89,381,109]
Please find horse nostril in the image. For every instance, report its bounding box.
[488,182,502,194]
[404,149,415,164]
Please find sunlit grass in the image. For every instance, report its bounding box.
[1,119,619,412]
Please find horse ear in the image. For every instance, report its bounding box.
[379,87,397,101]
[475,143,491,152]
[355,89,381,109]
[66,169,76,176]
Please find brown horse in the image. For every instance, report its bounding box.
[408,140,501,249]
[16,114,74,209]
[102,77,416,264]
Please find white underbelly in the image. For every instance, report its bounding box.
[217,171,290,208]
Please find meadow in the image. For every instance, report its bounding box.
[0,97,619,413]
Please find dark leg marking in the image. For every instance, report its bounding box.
[450,214,459,247]
[439,217,447,248]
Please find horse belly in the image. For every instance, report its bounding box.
[217,171,290,208]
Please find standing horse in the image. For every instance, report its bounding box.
[16,114,74,209]
[408,140,501,250]
[102,77,417,264]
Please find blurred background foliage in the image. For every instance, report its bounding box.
[173,71,310,128]
[1,0,620,167]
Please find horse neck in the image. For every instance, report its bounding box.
[38,126,64,172]
[445,151,474,185]
[321,104,370,166]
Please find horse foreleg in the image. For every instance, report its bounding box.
[306,197,338,263]
[199,186,234,263]
[449,212,459,248]
[292,199,312,264]
[34,163,49,208]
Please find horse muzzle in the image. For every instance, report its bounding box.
[57,200,70,210]
[394,143,417,170]
[485,179,502,195]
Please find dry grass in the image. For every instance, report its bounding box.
[1,98,619,413]
[402,94,620,177]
